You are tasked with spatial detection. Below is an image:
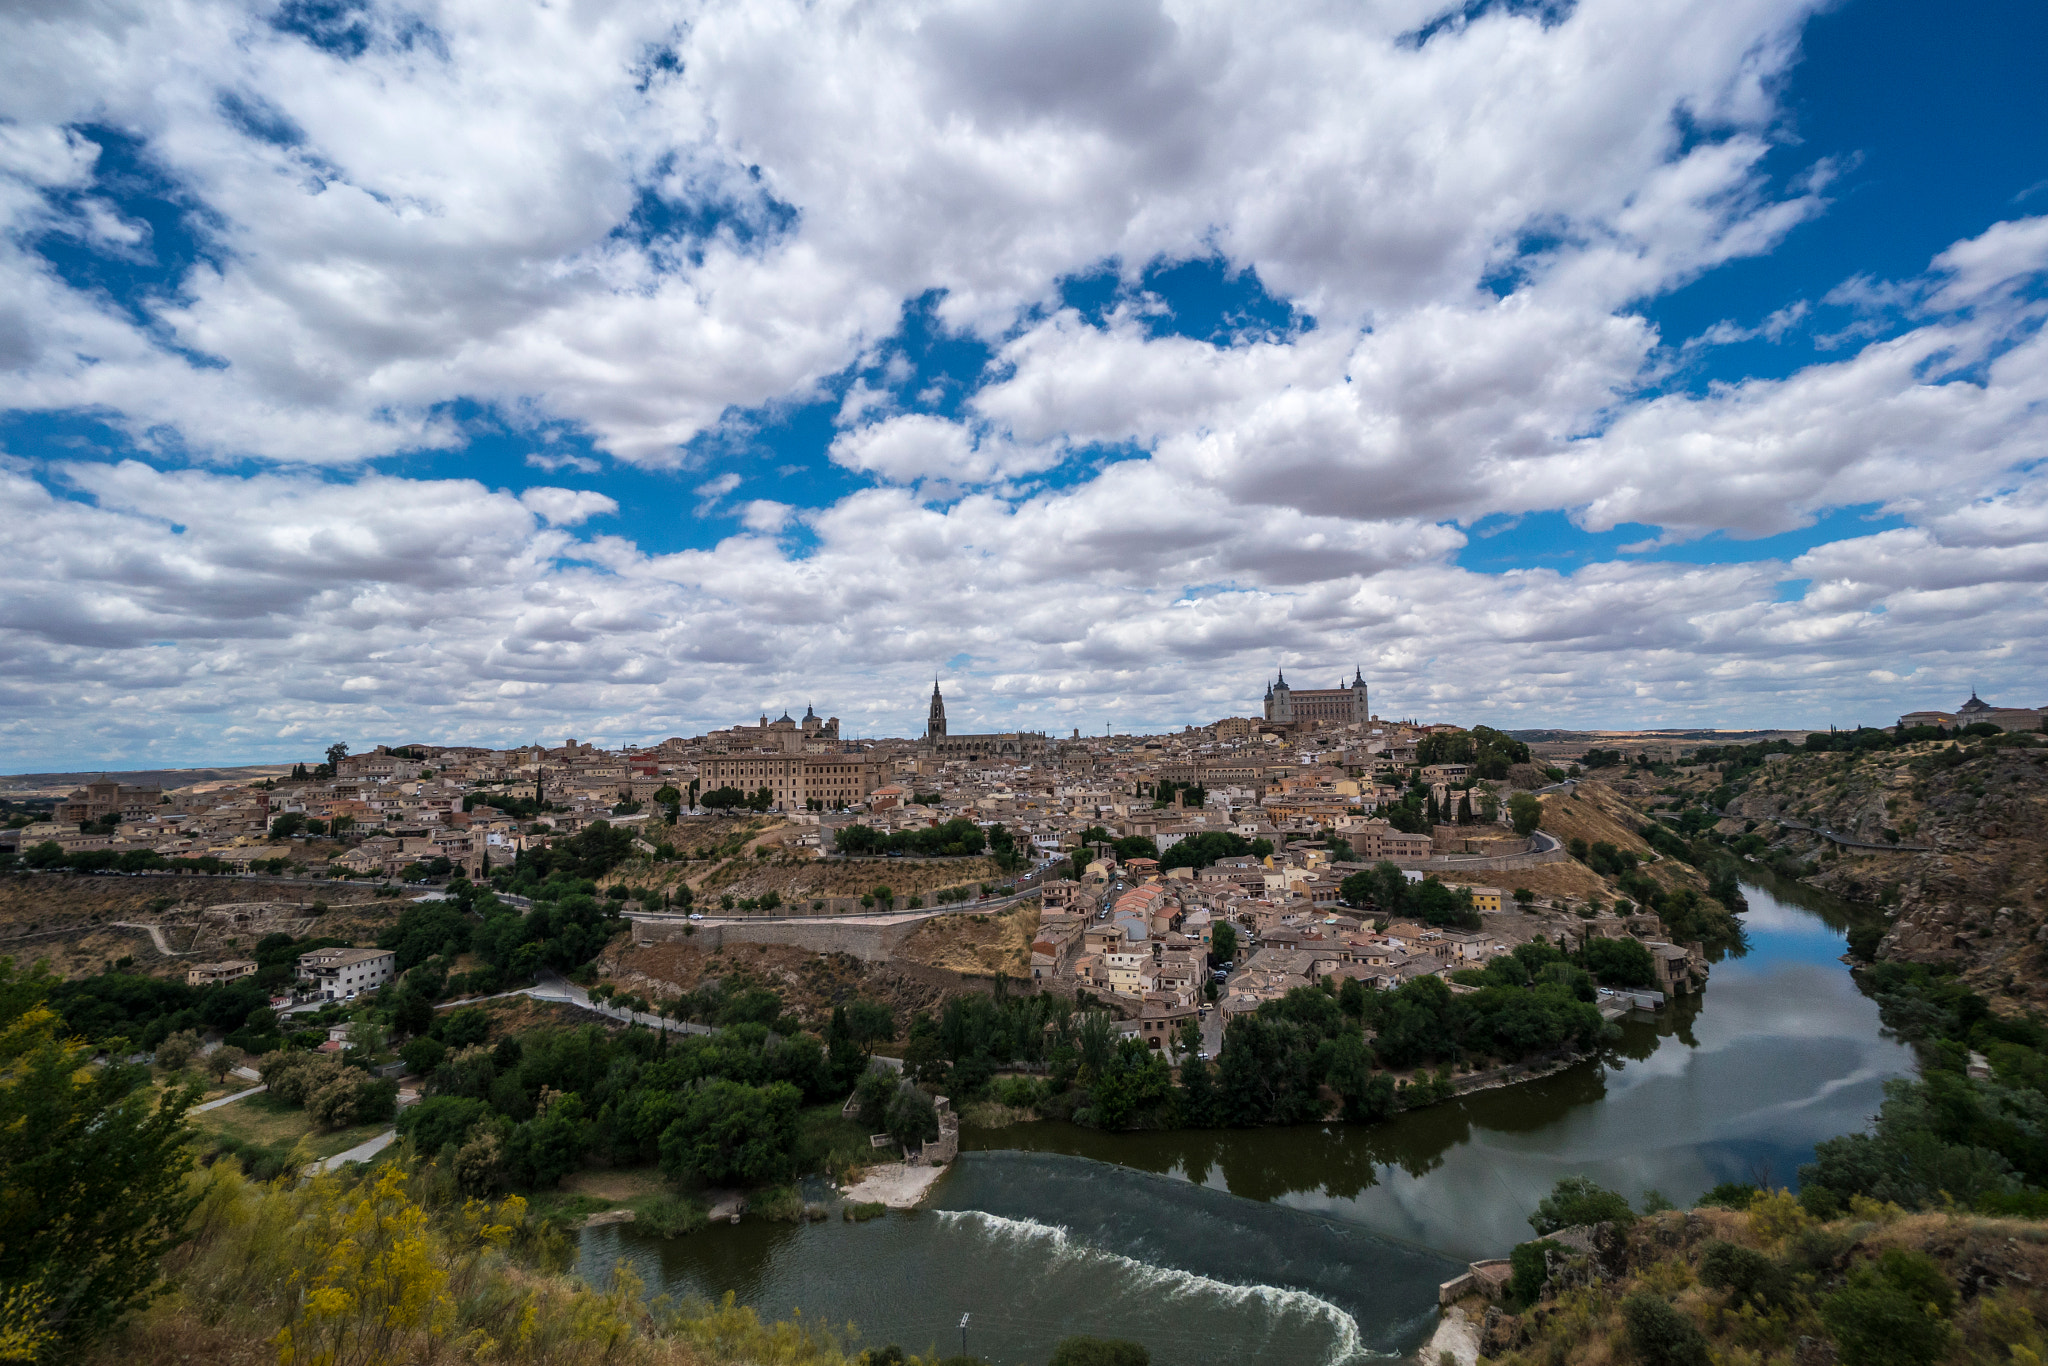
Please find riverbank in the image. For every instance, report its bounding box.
[841,1160,949,1208]
[578,879,1914,1363]
[1415,1305,1480,1366]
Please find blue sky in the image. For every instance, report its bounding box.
[2,0,2046,766]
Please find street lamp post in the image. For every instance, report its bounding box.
[959,1312,969,1361]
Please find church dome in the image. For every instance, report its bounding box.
[1959,692,1992,714]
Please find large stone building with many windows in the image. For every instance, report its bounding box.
[695,752,880,810]
[1262,669,1370,727]
[1898,691,2043,734]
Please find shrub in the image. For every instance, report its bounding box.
[1698,1240,1794,1312]
[398,1095,490,1153]
[436,1008,490,1048]
[1820,1250,1957,1366]
[1506,1239,1558,1309]
[635,1192,708,1237]
[994,1075,1044,1109]
[1620,1293,1710,1366]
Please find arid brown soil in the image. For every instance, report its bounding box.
[1532,780,1715,901]
[895,903,1038,977]
[597,935,1011,1035]
[0,873,397,979]
[596,817,999,906]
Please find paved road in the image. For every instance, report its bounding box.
[435,970,717,1036]
[309,1129,397,1174]
[1774,817,1930,853]
[192,1083,267,1113]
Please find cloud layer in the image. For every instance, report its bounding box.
[2,0,2046,763]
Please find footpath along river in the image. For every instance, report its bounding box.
[577,879,1915,1365]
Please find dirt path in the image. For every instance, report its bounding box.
[110,921,178,955]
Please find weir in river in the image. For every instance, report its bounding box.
[578,879,1914,1365]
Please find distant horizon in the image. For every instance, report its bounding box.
[5,0,2044,770]
[10,718,1977,782]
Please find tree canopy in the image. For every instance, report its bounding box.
[0,959,199,1358]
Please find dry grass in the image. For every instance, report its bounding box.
[189,1090,390,1159]
[558,1166,670,1204]
[896,901,1039,977]
[1435,862,1611,901]
[0,872,398,981]
[1536,780,1712,896]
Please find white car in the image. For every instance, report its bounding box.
[688,911,704,921]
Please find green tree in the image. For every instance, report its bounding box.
[659,1079,802,1186]
[1176,1048,1218,1128]
[885,1086,940,1148]
[1076,1011,1115,1081]
[1410,877,1480,929]
[391,989,434,1039]
[1373,861,1409,914]
[1508,791,1543,836]
[1157,830,1253,872]
[1583,936,1657,988]
[653,784,682,821]
[1529,1175,1637,1233]
[0,959,199,1359]
[846,999,895,1045]
[854,1069,899,1132]
[1209,921,1238,966]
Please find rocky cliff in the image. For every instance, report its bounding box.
[1714,737,2048,1009]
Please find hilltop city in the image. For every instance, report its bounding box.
[35,670,2014,1045]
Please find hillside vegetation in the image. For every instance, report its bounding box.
[1477,1194,2048,1366]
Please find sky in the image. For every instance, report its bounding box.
[2,0,2046,768]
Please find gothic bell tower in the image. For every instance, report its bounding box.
[926,679,948,742]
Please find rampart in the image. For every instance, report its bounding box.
[630,915,926,962]
[1406,830,1568,874]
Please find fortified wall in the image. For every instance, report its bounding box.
[630,914,926,962]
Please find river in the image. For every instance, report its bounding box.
[577,879,1914,1365]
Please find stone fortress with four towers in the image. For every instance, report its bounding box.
[1262,668,1371,728]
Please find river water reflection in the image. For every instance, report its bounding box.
[579,881,1913,1364]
